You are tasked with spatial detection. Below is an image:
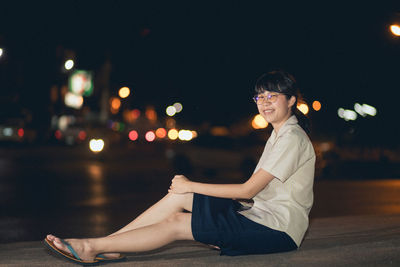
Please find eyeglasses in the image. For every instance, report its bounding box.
[253,93,284,104]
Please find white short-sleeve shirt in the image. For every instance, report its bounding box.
[239,115,315,247]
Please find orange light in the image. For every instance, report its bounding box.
[145,107,157,121]
[110,97,121,110]
[312,101,321,111]
[129,130,138,141]
[145,131,156,142]
[132,109,141,119]
[252,114,268,129]
[17,128,24,137]
[156,128,167,138]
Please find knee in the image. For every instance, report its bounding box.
[164,212,192,239]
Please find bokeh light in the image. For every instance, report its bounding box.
[297,103,309,115]
[64,59,74,70]
[17,128,24,137]
[252,114,268,129]
[178,130,193,141]
[145,131,156,142]
[390,24,400,36]
[156,128,167,138]
[110,97,121,110]
[168,129,179,140]
[78,130,86,141]
[0,48,3,57]
[89,139,105,153]
[173,102,183,113]
[129,130,138,141]
[145,107,157,121]
[312,101,321,111]
[166,106,177,116]
[118,87,130,98]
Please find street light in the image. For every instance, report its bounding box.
[64,59,74,70]
[390,24,400,36]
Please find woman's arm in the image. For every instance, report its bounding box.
[169,168,275,199]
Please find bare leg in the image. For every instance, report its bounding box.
[109,192,193,236]
[47,212,193,261]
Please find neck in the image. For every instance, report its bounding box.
[272,113,292,134]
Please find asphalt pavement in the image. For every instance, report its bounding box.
[0,213,399,266]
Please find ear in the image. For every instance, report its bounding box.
[288,96,296,108]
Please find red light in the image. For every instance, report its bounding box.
[78,130,86,141]
[17,128,24,137]
[55,130,62,139]
[129,130,138,141]
[145,131,155,142]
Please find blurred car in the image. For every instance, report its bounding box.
[166,134,265,179]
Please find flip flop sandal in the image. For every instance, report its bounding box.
[95,254,127,262]
[44,237,100,266]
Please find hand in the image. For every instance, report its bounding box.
[169,175,192,194]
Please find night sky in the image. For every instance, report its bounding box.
[1,1,399,144]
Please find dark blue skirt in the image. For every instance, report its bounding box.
[191,193,297,256]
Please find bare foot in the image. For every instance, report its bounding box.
[46,234,96,261]
[97,252,122,259]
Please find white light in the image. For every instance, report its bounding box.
[354,103,366,117]
[178,130,193,141]
[173,102,183,113]
[64,92,84,109]
[343,110,357,121]
[166,106,177,116]
[89,139,105,153]
[65,59,74,70]
[362,104,377,116]
[3,127,13,137]
[338,108,345,118]
[0,48,3,57]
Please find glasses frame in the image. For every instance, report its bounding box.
[253,92,289,105]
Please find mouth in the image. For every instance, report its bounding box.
[263,109,274,115]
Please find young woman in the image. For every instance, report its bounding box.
[45,70,316,265]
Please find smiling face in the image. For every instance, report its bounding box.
[256,91,296,133]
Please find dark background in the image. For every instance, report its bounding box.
[1,1,399,144]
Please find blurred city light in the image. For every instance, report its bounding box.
[312,101,321,111]
[168,129,179,140]
[156,128,167,138]
[132,109,141,119]
[354,103,366,117]
[118,87,130,98]
[338,108,357,121]
[0,48,3,58]
[3,128,13,137]
[64,92,84,109]
[69,70,93,96]
[128,130,138,141]
[252,114,268,129]
[145,107,157,121]
[64,59,74,70]
[110,97,121,110]
[89,139,105,153]
[55,130,62,140]
[166,106,177,116]
[210,126,229,136]
[297,103,309,115]
[362,104,377,116]
[173,102,183,113]
[17,128,24,137]
[166,118,176,129]
[78,130,87,141]
[390,24,400,36]
[145,131,156,142]
[191,131,198,138]
[178,130,193,141]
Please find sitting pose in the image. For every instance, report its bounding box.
[45,70,316,265]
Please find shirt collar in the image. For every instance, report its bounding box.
[269,115,298,142]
